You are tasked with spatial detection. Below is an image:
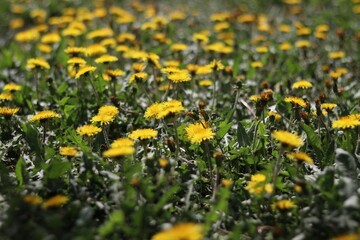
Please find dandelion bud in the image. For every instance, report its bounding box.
[167,137,176,152]
[199,109,209,121]
[213,151,224,167]
[198,101,206,109]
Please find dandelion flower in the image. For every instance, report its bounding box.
[331,232,360,240]
[199,79,213,87]
[91,114,115,125]
[76,124,102,137]
[59,146,79,157]
[23,194,43,205]
[245,174,273,195]
[268,111,281,121]
[0,92,14,101]
[295,40,311,48]
[29,110,60,122]
[42,195,69,208]
[272,130,303,148]
[129,128,158,140]
[75,65,96,79]
[170,43,188,52]
[332,117,360,129]
[145,100,184,119]
[158,158,169,168]
[280,42,292,51]
[41,32,61,44]
[167,70,191,83]
[0,107,19,116]
[328,51,345,59]
[103,146,135,157]
[86,44,107,56]
[151,223,204,240]
[67,57,86,66]
[129,72,149,83]
[287,152,314,164]
[185,122,215,144]
[111,138,135,148]
[65,47,87,55]
[251,61,263,68]
[321,103,337,111]
[3,83,22,92]
[284,96,307,107]
[207,59,224,71]
[272,200,296,210]
[95,54,118,64]
[292,80,313,89]
[26,58,50,70]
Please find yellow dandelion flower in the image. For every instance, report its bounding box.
[98,105,119,117]
[284,96,307,107]
[106,69,125,78]
[169,10,186,21]
[168,70,191,83]
[0,107,19,116]
[117,32,136,43]
[249,95,261,102]
[272,130,303,148]
[62,28,83,37]
[279,24,292,32]
[115,45,129,53]
[23,194,43,205]
[95,54,118,64]
[111,138,135,148]
[59,146,79,157]
[75,65,96,79]
[296,27,311,36]
[321,103,337,111]
[210,12,231,22]
[332,117,360,129]
[287,152,314,165]
[145,100,184,119]
[192,32,209,44]
[15,29,40,42]
[86,44,107,56]
[76,124,102,137]
[171,43,188,52]
[214,22,230,32]
[129,128,158,140]
[251,61,263,68]
[316,24,329,32]
[37,44,52,53]
[41,32,61,44]
[292,80,313,89]
[29,110,60,122]
[272,199,296,210]
[331,232,360,240]
[144,103,163,119]
[268,111,281,121]
[26,58,50,70]
[207,59,224,71]
[42,195,69,208]
[245,173,273,195]
[164,60,180,67]
[151,223,204,240]
[185,122,215,144]
[132,63,146,73]
[328,51,345,59]
[0,92,14,101]
[67,57,86,66]
[102,146,135,157]
[91,114,115,125]
[3,83,21,92]
[255,46,269,53]
[237,14,256,23]
[158,158,169,168]
[65,47,87,55]
[221,179,233,188]
[295,40,311,48]
[86,28,113,39]
[129,72,149,83]
[123,49,148,60]
[199,79,213,87]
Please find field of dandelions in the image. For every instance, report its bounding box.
[0,0,359,239]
